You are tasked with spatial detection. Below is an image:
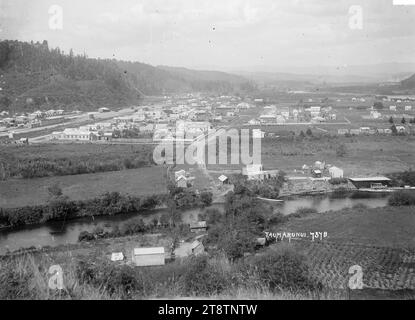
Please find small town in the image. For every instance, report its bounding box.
[1,0,415,307]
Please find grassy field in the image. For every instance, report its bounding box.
[204,134,415,176]
[277,206,415,247]
[0,166,168,208]
[0,143,155,179]
[261,135,415,176]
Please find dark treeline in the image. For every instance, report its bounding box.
[0,40,256,113]
[0,192,167,229]
[387,170,415,187]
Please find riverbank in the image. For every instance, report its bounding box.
[2,204,415,299]
[0,193,390,254]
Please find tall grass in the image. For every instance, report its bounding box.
[0,247,336,300]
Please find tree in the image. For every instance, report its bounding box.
[389,116,394,124]
[373,101,384,110]
[299,131,306,138]
[48,183,63,198]
[401,117,406,124]
[200,191,213,207]
[306,128,313,136]
[336,144,347,157]
[391,124,398,135]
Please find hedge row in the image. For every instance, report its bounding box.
[0,192,167,228]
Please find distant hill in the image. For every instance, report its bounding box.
[401,73,415,89]
[0,40,255,113]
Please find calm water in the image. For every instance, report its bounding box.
[0,193,389,254]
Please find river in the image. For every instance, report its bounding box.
[0,192,390,254]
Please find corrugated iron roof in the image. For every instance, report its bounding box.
[133,247,165,255]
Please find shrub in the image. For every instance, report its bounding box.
[291,207,318,218]
[78,231,95,242]
[329,178,348,185]
[267,212,287,226]
[203,208,223,225]
[218,230,257,261]
[106,265,141,299]
[250,246,321,292]
[388,191,415,206]
[182,255,229,296]
[200,191,213,207]
[76,260,141,299]
[47,183,63,197]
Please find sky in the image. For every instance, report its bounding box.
[0,0,414,72]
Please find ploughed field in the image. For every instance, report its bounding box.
[293,240,415,291]
[273,205,415,291]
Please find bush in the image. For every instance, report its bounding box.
[388,191,415,206]
[182,255,229,296]
[78,231,95,242]
[267,212,287,226]
[76,261,142,299]
[106,265,141,299]
[0,193,164,228]
[200,191,213,207]
[250,246,321,292]
[329,178,348,185]
[218,230,257,261]
[202,208,223,225]
[291,207,318,218]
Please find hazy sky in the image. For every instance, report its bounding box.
[1,0,415,71]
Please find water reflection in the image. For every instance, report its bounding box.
[0,193,389,254]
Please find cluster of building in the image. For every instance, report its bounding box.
[337,125,408,136]
[300,161,344,179]
[50,94,254,142]
[0,109,72,130]
[252,105,336,125]
[174,169,195,188]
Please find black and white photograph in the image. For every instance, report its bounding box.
[0,0,415,305]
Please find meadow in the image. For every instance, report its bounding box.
[0,166,168,208]
[0,143,155,179]
[261,135,415,176]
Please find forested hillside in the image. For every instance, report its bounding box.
[401,73,415,90]
[0,40,255,113]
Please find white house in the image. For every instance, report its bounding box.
[242,164,267,180]
[395,125,406,133]
[314,161,325,170]
[338,129,350,135]
[98,107,111,113]
[52,128,94,141]
[329,166,344,179]
[111,252,124,262]
[405,106,412,111]
[370,111,382,119]
[132,247,165,267]
[390,105,397,111]
[218,174,229,184]
[175,169,186,180]
[176,175,188,188]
